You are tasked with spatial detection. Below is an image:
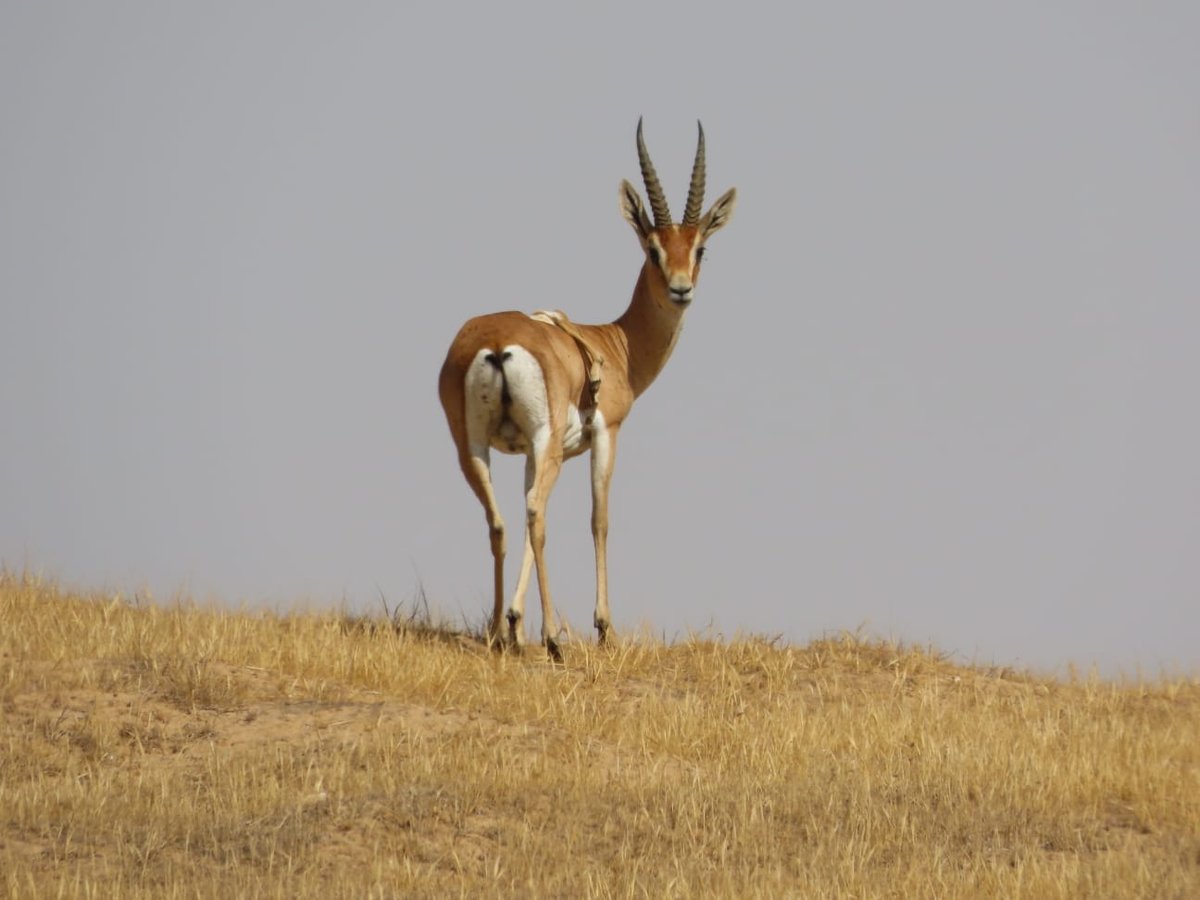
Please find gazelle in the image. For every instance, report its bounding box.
[438,119,736,659]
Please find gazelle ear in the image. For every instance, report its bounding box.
[700,187,737,238]
[619,179,653,240]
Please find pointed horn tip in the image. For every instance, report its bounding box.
[634,116,671,227]
[681,118,708,226]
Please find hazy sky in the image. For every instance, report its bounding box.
[3,3,1198,675]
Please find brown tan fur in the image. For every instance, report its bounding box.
[438,122,736,659]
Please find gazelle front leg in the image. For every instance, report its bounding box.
[590,419,619,644]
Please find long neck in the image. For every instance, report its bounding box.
[613,264,686,398]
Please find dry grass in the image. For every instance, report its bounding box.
[1,573,1197,898]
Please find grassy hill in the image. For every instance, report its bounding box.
[1,574,1197,897]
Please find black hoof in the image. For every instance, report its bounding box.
[506,610,523,647]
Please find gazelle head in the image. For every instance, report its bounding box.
[620,118,737,307]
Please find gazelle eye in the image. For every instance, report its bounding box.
[696,246,707,262]
[648,246,661,267]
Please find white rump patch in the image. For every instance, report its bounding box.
[498,345,550,455]
[463,345,550,457]
[463,349,504,456]
[463,344,597,459]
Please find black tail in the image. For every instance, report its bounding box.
[485,351,513,406]
[484,350,512,370]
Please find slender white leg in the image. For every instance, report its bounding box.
[506,455,537,647]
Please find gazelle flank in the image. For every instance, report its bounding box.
[438,119,736,660]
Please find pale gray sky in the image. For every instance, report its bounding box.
[2,3,1197,674]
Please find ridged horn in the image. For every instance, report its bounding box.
[682,120,706,226]
[636,117,672,228]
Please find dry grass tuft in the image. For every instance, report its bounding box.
[1,572,1197,897]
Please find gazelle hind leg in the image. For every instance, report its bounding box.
[525,436,565,661]
[506,456,536,647]
[457,445,506,647]
[491,346,565,659]
[452,349,514,649]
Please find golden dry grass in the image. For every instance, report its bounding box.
[1,573,1197,898]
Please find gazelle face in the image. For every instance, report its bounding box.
[620,183,737,309]
[645,227,706,306]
